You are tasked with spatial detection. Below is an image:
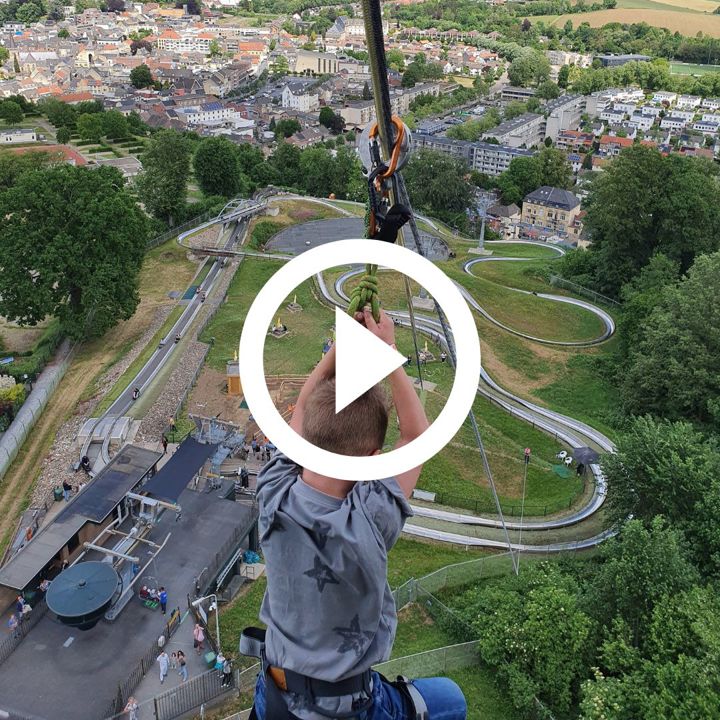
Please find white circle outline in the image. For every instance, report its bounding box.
[239,239,481,481]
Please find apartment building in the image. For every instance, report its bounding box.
[500,85,536,102]
[488,113,544,148]
[660,115,690,131]
[598,134,633,156]
[295,50,339,75]
[544,94,583,142]
[0,128,37,144]
[281,81,320,112]
[555,130,594,152]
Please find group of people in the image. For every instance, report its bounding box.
[6,595,32,638]
[138,585,168,614]
[156,648,188,685]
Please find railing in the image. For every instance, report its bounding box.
[420,489,584,517]
[146,211,217,250]
[375,640,480,678]
[0,599,48,668]
[549,275,620,307]
[101,606,183,719]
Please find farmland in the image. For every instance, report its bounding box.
[531,0,720,37]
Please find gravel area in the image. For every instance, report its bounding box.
[28,305,175,505]
[135,259,241,444]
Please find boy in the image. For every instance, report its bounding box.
[246,307,467,719]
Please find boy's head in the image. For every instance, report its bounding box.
[302,379,388,456]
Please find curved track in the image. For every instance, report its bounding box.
[322,239,616,549]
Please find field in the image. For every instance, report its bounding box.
[531,0,720,37]
[671,61,720,75]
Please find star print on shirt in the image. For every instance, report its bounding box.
[303,555,340,593]
[311,520,331,549]
[333,614,374,658]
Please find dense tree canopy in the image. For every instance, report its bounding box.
[495,148,572,205]
[193,136,247,198]
[130,63,154,89]
[0,164,148,339]
[402,149,472,229]
[582,146,720,297]
[0,100,23,124]
[621,251,720,426]
[135,130,192,225]
[76,112,104,142]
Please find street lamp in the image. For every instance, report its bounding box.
[192,594,221,652]
[22,373,32,392]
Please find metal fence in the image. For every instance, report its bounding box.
[146,211,216,250]
[425,490,583,517]
[102,607,183,719]
[375,641,480,679]
[549,275,620,307]
[0,600,48,668]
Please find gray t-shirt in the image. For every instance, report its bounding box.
[257,452,413,717]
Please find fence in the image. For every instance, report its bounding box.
[424,489,583,518]
[0,340,74,482]
[146,211,217,250]
[549,275,620,307]
[375,641,480,679]
[0,600,48,668]
[102,606,183,719]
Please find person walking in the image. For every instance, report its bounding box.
[123,696,139,720]
[62,480,72,502]
[221,656,233,688]
[177,650,188,682]
[159,587,167,615]
[157,650,169,684]
[7,614,20,639]
[161,435,168,455]
[215,651,225,676]
[170,652,177,670]
[193,623,205,655]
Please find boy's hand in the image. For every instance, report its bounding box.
[358,306,396,346]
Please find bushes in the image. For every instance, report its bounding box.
[4,322,62,382]
[250,220,284,249]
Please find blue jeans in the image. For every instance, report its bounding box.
[254,670,466,719]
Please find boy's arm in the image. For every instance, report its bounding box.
[289,344,336,435]
[362,308,429,498]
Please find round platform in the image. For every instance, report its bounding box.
[46,561,121,630]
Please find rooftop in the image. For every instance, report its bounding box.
[524,186,580,211]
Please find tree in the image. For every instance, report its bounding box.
[586,518,699,639]
[270,55,289,77]
[55,126,71,144]
[193,137,244,197]
[271,141,302,188]
[127,111,147,135]
[15,2,43,24]
[208,40,222,58]
[0,47,9,64]
[101,110,129,140]
[496,156,542,205]
[582,145,720,296]
[536,80,561,100]
[385,48,405,71]
[402,149,472,229]
[319,106,345,134]
[135,130,191,225]
[76,113,104,143]
[504,100,527,120]
[13,54,20,75]
[298,146,337,198]
[452,563,594,716]
[0,100,23,124]
[621,251,720,426]
[362,81,371,100]
[130,64,153,89]
[0,165,148,339]
[57,27,70,39]
[557,64,571,88]
[536,147,572,189]
[508,50,550,87]
[274,118,301,139]
[106,0,125,10]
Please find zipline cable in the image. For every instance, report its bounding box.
[359,0,518,573]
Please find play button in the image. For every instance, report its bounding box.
[334,306,406,413]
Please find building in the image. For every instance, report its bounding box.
[595,54,651,67]
[0,128,37,144]
[660,115,690,131]
[500,85,536,102]
[411,133,535,176]
[294,49,339,75]
[676,94,702,109]
[521,186,581,235]
[556,130,595,152]
[544,94,583,142]
[598,134,633,157]
[281,81,320,112]
[628,113,655,132]
[487,113,544,149]
[471,141,535,176]
[692,120,720,135]
[653,90,678,105]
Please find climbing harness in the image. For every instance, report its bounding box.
[240,627,429,719]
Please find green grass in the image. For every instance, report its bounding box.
[387,538,490,588]
[670,61,720,75]
[447,665,516,720]
[391,603,455,658]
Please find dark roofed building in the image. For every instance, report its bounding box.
[521,185,583,239]
[596,54,651,67]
